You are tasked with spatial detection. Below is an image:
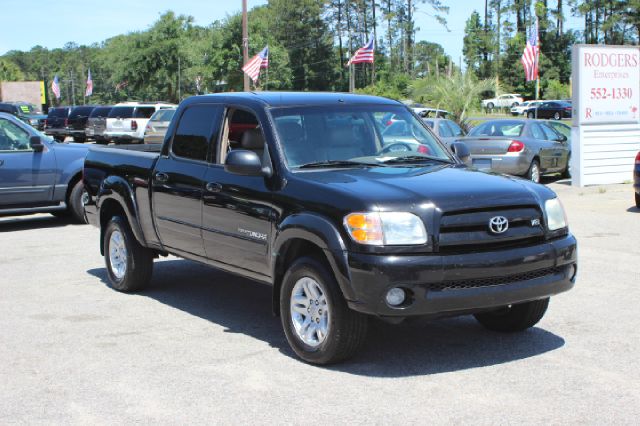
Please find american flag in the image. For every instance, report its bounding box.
[85,69,93,97]
[347,36,375,66]
[242,46,269,83]
[521,18,539,82]
[51,75,61,99]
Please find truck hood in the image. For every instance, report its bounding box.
[294,165,554,212]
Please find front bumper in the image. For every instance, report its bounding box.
[345,234,577,317]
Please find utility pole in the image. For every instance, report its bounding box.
[242,0,250,92]
[70,71,76,106]
[178,56,181,101]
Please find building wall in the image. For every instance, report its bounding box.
[0,81,45,108]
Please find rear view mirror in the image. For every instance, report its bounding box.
[29,136,44,152]
[450,142,470,163]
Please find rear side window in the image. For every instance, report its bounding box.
[135,107,156,119]
[446,120,464,137]
[108,107,134,119]
[90,107,112,118]
[530,123,546,140]
[172,105,222,161]
[438,122,454,137]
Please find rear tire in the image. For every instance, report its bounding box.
[527,111,535,119]
[68,180,88,223]
[74,136,86,143]
[280,257,368,365]
[561,155,571,179]
[635,192,640,208]
[554,112,561,120]
[486,102,494,111]
[103,216,154,292]
[526,159,541,183]
[474,298,550,332]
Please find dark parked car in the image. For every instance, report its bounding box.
[66,105,96,143]
[634,151,640,208]
[0,112,89,222]
[0,102,47,130]
[458,119,570,182]
[524,101,572,120]
[44,106,71,141]
[84,92,577,365]
[85,106,112,144]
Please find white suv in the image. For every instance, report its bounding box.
[104,102,176,144]
[482,94,524,110]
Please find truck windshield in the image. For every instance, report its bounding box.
[270,105,452,169]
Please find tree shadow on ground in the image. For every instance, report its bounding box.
[88,259,565,377]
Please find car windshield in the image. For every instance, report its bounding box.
[270,105,452,169]
[469,120,525,137]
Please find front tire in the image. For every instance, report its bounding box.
[527,111,535,119]
[554,112,561,120]
[635,192,640,208]
[68,180,88,223]
[474,298,550,332]
[526,159,541,183]
[486,102,494,111]
[280,257,368,365]
[103,216,153,292]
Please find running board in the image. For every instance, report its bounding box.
[0,203,67,216]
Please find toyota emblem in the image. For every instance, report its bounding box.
[488,216,509,234]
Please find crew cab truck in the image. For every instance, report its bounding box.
[83,92,577,365]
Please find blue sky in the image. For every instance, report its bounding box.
[0,0,583,60]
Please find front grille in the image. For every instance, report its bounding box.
[438,206,544,251]
[429,266,565,291]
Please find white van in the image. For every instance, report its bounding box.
[104,102,175,144]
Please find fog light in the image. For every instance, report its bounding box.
[385,287,406,307]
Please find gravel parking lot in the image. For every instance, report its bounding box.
[1,180,639,424]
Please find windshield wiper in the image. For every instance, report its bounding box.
[377,155,453,165]
[297,160,379,169]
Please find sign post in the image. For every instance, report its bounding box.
[571,45,640,187]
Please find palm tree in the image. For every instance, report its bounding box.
[411,71,496,130]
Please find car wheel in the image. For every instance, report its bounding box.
[95,138,108,145]
[554,112,561,120]
[487,102,494,110]
[635,192,640,209]
[68,180,88,223]
[103,216,154,292]
[527,111,535,119]
[74,136,86,143]
[280,257,368,365]
[474,298,549,332]
[561,155,571,179]
[526,159,541,183]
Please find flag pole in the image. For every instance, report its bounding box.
[535,15,540,100]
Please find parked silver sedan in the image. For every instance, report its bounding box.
[458,119,570,183]
[422,118,466,147]
[143,108,176,144]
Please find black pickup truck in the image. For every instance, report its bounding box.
[83,92,577,364]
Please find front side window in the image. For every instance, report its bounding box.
[530,123,546,140]
[171,105,222,162]
[446,120,464,137]
[271,105,452,168]
[0,119,31,151]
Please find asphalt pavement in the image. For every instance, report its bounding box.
[1,180,639,424]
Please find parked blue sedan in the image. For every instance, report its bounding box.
[0,112,90,222]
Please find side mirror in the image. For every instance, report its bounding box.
[450,141,470,163]
[29,135,44,152]
[225,149,264,176]
[557,134,568,143]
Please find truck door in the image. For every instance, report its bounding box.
[152,104,223,257]
[201,107,274,278]
[0,117,55,207]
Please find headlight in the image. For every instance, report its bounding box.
[545,198,568,231]
[344,212,427,245]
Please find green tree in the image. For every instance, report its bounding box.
[0,58,24,81]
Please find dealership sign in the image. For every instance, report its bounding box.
[573,45,640,125]
[571,45,640,187]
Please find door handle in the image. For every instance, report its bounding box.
[206,182,222,193]
[154,172,169,183]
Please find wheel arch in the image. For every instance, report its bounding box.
[271,213,354,317]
